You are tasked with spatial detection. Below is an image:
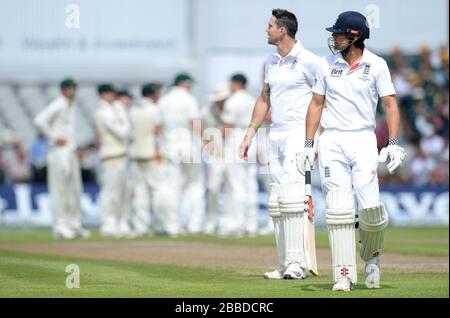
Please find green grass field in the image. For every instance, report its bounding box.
[0,227,448,298]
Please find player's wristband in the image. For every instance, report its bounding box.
[305,139,314,148]
[388,138,399,146]
[248,121,260,130]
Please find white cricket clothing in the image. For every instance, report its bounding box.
[220,89,259,236]
[313,49,396,131]
[128,98,161,160]
[268,128,305,184]
[94,100,130,160]
[318,129,380,209]
[34,95,77,150]
[34,96,84,237]
[158,87,201,161]
[222,90,255,129]
[157,87,205,235]
[95,100,131,237]
[264,41,319,131]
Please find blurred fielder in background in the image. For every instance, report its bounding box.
[221,74,258,237]
[202,83,230,235]
[34,78,90,239]
[298,11,406,291]
[240,9,320,279]
[158,73,205,236]
[95,84,133,238]
[128,83,163,237]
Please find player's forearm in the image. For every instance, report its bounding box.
[383,96,400,140]
[305,97,324,141]
[245,96,269,140]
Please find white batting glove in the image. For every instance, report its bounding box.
[296,139,316,175]
[378,139,407,175]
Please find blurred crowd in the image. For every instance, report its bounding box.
[376,45,449,186]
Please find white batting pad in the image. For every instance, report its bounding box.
[279,180,307,268]
[359,203,389,261]
[326,189,357,284]
[268,183,285,271]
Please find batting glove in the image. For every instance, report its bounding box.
[296,139,316,175]
[378,139,407,174]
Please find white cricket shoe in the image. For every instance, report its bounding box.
[76,228,91,239]
[53,227,76,240]
[332,277,353,292]
[365,263,381,289]
[283,263,306,280]
[263,267,285,280]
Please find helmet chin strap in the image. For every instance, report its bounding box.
[327,35,360,55]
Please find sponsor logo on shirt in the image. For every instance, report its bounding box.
[330,68,343,77]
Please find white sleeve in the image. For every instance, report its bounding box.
[312,58,327,96]
[189,97,200,120]
[221,98,238,125]
[264,61,269,84]
[376,60,396,97]
[305,55,321,87]
[33,100,61,142]
[101,109,130,141]
[153,108,162,126]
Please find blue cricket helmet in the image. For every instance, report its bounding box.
[326,11,370,40]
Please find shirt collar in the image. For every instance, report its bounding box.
[286,41,303,58]
[274,41,303,60]
[334,48,371,66]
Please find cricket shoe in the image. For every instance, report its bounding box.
[332,277,353,292]
[76,228,91,239]
[365,263,381,289]
[263,266,286,280]
[53,227,77,240]
[283,263,306,280]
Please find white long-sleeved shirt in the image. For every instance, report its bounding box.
[128,98,161,160]
[158,87,200,157]
[94,99,130,160]
[221,90,256,129]
[33,95,77,151]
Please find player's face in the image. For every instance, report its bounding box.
[331,33,349,51]
[266,16,281,45]
[102,92,116,103]
[119,96,132,108]
[62,86,76,100]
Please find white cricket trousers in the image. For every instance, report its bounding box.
[206,159,226,233]
[47,147,83,236]
[99,157,130,236]
[219,161,259,236]
[158,160,205,235]
[317,128,380,209]
[129,159,162,234]
[268,128,305,184]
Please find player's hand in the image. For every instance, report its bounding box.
[55,138,67,146]
[239,135,251,161]
[378,144,407,174]
[296,139,316,175]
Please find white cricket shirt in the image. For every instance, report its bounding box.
[128,98,161,160]
[221,90,256,129]
[313,48,396,131]
[265,41,319,131]
[33,95,77,150]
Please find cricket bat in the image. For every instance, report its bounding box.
[304,161,319,276]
